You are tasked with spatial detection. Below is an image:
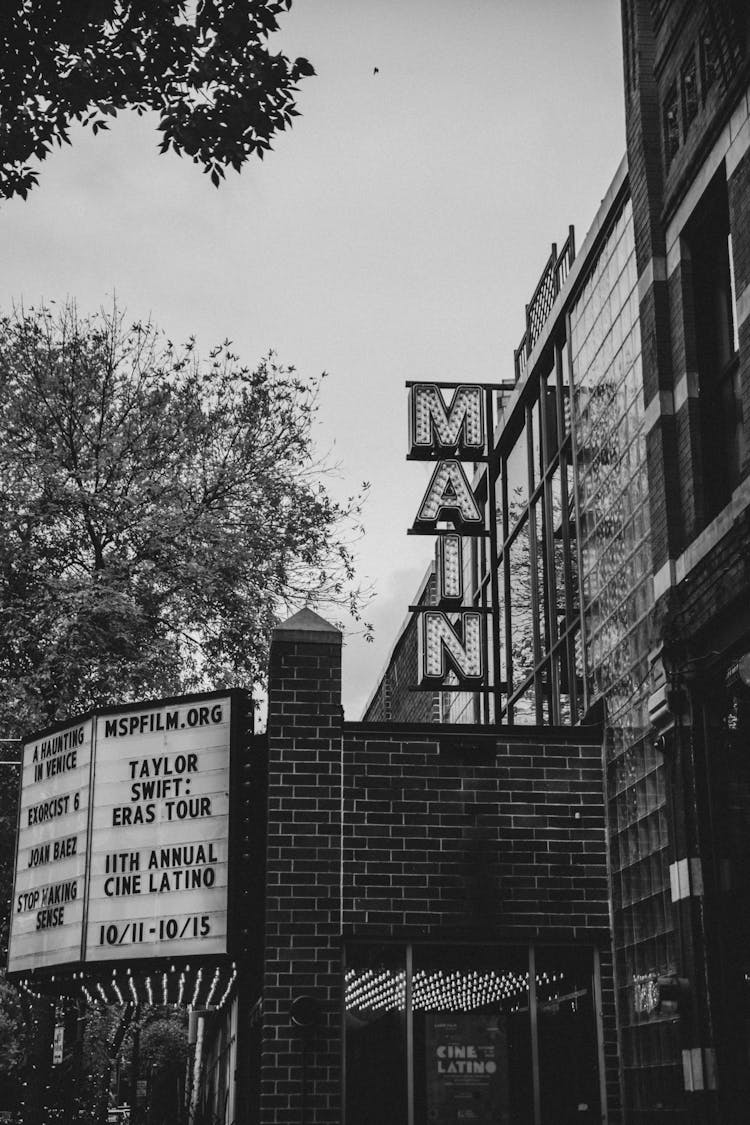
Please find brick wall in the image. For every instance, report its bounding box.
[663,505,750,652]
[342,725,609,939]
[260,610,619,1122]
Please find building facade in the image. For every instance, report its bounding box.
[364,4,750,1121]
[254,607,619,1125]
[621,3,750,1121]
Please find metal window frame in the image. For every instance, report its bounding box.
[493,343,582,725]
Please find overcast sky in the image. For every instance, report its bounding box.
[0,0,626,719]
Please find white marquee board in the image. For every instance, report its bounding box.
[84,697,231,962]
[8,692,236,976]
[8,719,94,975]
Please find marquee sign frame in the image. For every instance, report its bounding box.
[7,688,251,983]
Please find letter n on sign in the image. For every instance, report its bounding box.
[418,610,485,688]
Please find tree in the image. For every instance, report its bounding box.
[0,972,28,1110]
[0,301,368,738]
[139,1012,189,1124]
[0,1,314,199]
[0,762,20,961]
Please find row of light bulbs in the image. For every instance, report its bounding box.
[18,962,238,1013]
[345,967,566,1013]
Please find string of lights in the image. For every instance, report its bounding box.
[15,960,238,1011]
[345,967,568,1013]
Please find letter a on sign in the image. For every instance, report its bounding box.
[409,384,485,459]
[418,610,485,687]
[413,460,484,533]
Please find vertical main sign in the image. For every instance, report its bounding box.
[407,383,494,693]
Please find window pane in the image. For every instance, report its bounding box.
[413,945,533,1125]
[543,372,560,461]
[511,685,537,726]
[535,946,601,1124]
[681,50,698,131]
[345,945,407,1124]
[505,420,529,529]
[530,400,542,489]
[551,470,567,629]
[494,572,506,691]
[552,647,573,724]
[509,522,534,690]
[531,498,549,656]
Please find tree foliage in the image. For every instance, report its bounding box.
[55,1005,188,1123]
[0,764,20,960]
[0,301,368,737]
[0,0,314,199]
[0,974,27,1078]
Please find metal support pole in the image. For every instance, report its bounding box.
[485,386,503,723]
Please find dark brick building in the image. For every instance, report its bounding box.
[254,607,619,1124]
[619,3,750,1123]
[363,566,440,725]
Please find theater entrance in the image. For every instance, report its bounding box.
[345,943,604,1125]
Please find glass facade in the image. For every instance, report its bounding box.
[570,199,651,720]
[569,198,680,1116]
[345,943,601,1125]
[432,185,688,1115]
[443,344,582,727]
[441,191,681,1116]
[496,352,582,726]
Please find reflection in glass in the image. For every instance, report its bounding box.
[345,945,407,1124]
[505,421,529,529]
[413,946,533,1125]
[509,524,534,692]
[543,372,560,460]
[532,499,548,657]
[344,944,602,1124]
[551,470,566,625]
[513,686,537,726]
[571,197,680,1111]
[535,946,600,1125]
[530,401,542,489]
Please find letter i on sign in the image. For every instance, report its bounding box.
[438,534,464,604]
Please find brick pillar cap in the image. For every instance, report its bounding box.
[272,606,342,644]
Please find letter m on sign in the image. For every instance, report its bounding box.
[408,384,485,459]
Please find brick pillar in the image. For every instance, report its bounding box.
[260,608,343,1125]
